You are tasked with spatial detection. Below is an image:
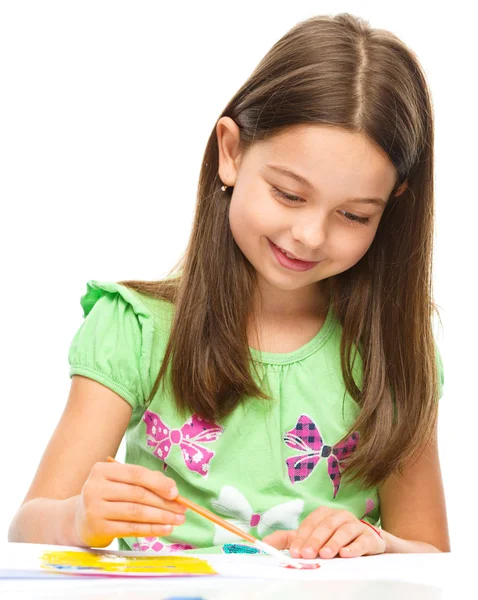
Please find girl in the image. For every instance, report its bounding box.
[9,13,449,559]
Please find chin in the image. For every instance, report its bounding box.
[261,269,320,291]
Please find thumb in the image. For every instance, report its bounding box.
[262,529,295,550]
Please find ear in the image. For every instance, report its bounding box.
[394,181,409,197]
[216,117,243,187]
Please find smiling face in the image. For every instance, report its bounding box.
[217,118,405,309]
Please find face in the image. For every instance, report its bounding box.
[217,118,404,300]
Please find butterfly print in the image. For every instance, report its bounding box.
[284,414,359,498]
[144,410,224,477]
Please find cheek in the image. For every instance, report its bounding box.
[333,228,377,267]
[229,191,280,239]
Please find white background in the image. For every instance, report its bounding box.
[1,0,476,554]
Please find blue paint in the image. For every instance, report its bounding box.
[222,543,261,554]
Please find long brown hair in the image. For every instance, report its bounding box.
[120,13,441,489]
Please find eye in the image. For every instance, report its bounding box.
[340,211,371,225]
[271,185,371,225]
[270,185,304,204]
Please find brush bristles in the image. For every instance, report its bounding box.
[254,540,303,569]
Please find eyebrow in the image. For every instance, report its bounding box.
[264,164,387,207]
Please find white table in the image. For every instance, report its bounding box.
[0,543,470,599]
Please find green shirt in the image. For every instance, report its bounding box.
[68,280,444,555]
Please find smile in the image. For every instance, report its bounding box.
[268,239,321,272]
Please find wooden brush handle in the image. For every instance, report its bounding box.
[106,456,257,545]
[175,495,257,544]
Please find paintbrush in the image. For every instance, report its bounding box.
[106,457,319,569]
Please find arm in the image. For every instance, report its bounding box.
[264,420,450,558]
[11,375,185,547]
[8,375,133,545]
[379,420,450,553]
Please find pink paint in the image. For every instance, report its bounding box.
[283,562,321,570]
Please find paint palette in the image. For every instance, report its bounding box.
[40,550,217,577]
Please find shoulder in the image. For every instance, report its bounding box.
[80,279,176,336]
[81,279,173,319]
[68,280,174,410]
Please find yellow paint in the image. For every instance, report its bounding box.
[40,550,216,575]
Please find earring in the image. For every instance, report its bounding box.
[220,174,231,191]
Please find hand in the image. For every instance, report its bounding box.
[74,461,187,548]
[263,506,386,559]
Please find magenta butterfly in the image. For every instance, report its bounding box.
[284,414,359,498]
[143,410,224,477]
[132,538,195,553]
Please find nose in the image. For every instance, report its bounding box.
[290,214,327,252]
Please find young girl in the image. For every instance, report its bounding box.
[9,13,449,559]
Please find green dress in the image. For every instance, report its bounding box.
[68,280,444,555]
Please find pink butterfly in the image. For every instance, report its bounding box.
[143,410,224,477]
[284,414,359,498]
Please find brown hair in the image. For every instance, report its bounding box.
[120,13,441,489]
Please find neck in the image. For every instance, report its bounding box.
[252,276,327,322]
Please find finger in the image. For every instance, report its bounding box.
[100,462,179,500]
[339,532,385,558]
[288,508,332,557]
[317,522,363,559]
[102,481,187,514]
[291,511,351,558]
[262,530,295,550]
[100,501,187,526]
[103,521,175,539]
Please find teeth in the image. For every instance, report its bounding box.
[280,248,298,260]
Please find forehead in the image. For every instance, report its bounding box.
[251,124,397,196]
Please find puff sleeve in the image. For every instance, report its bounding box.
[68,280,155,411]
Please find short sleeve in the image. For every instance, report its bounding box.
[68,280,155,411]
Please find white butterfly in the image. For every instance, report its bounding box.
[210,485,304,545]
